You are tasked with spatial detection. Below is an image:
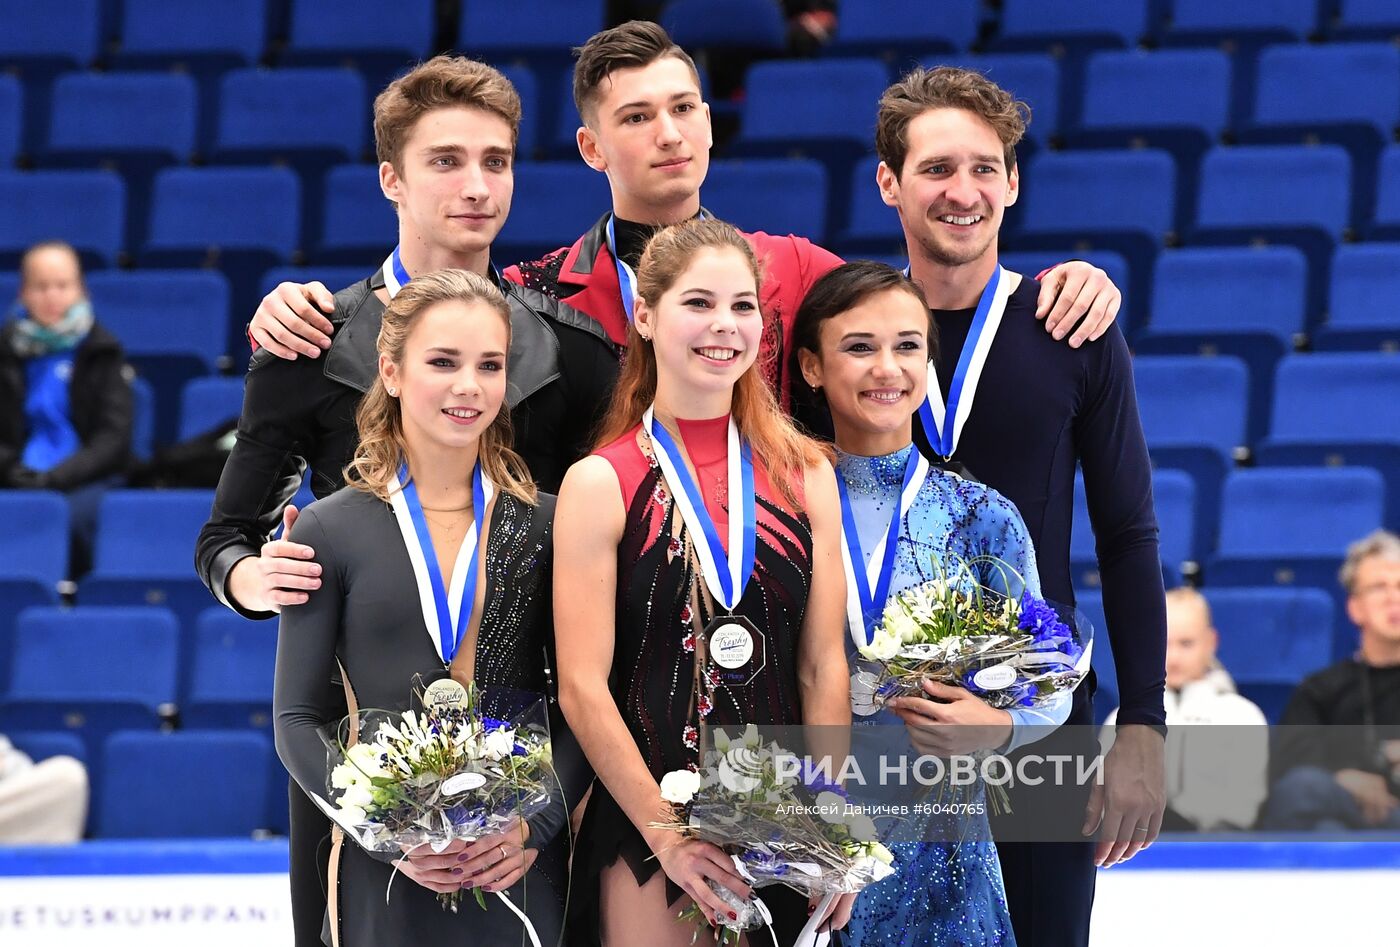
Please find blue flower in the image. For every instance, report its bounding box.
[1018,594,1073,644]
[800,759,848,799]
[482,716,510,732]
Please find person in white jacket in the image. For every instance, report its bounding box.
[1104,588,1268,831]
[0,735,87,843]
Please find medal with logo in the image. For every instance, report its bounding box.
[387,461,495,710]
[915,265,1016,462]
[644,407,766,687]
[837,449,930,715]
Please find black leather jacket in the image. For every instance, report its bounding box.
[195,267,618,618]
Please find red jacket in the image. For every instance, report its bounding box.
[504,211,842,410]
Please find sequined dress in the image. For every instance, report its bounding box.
[570,416,814,944]
[838,445,1039,947]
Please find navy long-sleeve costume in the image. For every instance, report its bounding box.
[915,274,1167,947]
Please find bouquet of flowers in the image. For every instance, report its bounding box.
[311,680,558,916]
[856,556,1092,713]
[653,724,896,946]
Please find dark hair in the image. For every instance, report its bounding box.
[876,66,1028,178]
[572,20,702,126]
[791,260,937,362]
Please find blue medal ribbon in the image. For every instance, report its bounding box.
[837,450,923,644]
[604,215,638,324]
[399,462,487,665]
[916,266,1002,460]
[644,409,756,610]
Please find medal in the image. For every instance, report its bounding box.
[701,614,767,688]
[423,677,469,712]
[388,462,495,665]
[915,265,1016,461]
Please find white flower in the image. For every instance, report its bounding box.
[718,745,764,794]
[868,841,894,865]
[337,804,367,825]
[339,783,373,810]
[859,625,902,662]
[330,762,358,790]
[815,790,847,823]
[847,814,879,842]
[483,728,517,761]
[659,769,701,805]
[345,743,387,781]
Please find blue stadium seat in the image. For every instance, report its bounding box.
[115,0,267,70]
[733,59,889,220]
[87,270,231,445]
[313,163,395,266]
[1334,0,1400,39]
[1244,43,1399,228]
[662,0,787,56]
[994,0,1149,49]
[1071,590,1118,725]
[1164,0,1319,44]
[129,376,155,462]
[1132,354,1248,557]
[45,72,198,168]
[1071,469,1193,589]
[494,162,611,264]
[213,68,366,165]
[1192,145,1349,318]
[1316,244,1400,351]
[0,75,20,167]
[7,731,87,767]
[700,160,828,244]
[1209,468,1383,638]
[1070,49,1229,212]
[838,157,903,256]
[1206,587,1334,720]
[1368,146,1400,240]
[143,166,300,348]
[80,490,218,634]
[0,0,101,151]
[500,64,539,160]
[178,376,244,442]
[283,0,433,86]
[830,0,979,59]
[261,266,376,299]
[183,608,276,728]
[97,730,272,837]
[0,170,125,269]
[936,53,1061,156]
[1256,354,1400,522]
[1136,247,1306,443]
[1014,149,1175,301]
[0,490,69,588]
[0,606,179,762]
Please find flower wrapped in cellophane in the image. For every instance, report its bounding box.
[855,555,1093,713]
[653,725,896,945]
[311,680,558,914]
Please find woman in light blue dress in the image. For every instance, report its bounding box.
[793,261,1071,945]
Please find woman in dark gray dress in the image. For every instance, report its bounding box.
[274,269,582,946]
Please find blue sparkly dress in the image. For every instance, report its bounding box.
[838,445,1053,947]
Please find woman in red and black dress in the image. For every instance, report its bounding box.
[555,218,852,946]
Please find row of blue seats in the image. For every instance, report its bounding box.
[9,727,283,838]
[10,0,1400,79]
[1078,585,1337,724]
[0,605,274,727]
[10,41,1400,168]
[7,142,1400,273]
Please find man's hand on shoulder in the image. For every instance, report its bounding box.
[249,281,337,361]
[1035,261,1122,349]
[225,506,322,613]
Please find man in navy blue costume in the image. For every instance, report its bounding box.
[870,66,1168,946]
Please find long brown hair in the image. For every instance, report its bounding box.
[345,269,538,505]
[593,218,828,505]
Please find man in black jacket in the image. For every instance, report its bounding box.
[193,56,612,947]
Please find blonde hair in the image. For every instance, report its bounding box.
[345,269,537,505]
[593,218,829,505]
[1340,529,1400,594]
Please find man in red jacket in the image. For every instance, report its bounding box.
[249,21,1120,419]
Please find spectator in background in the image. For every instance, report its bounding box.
[0,241,133,575]
[1105,588,1269,831]
[0,735,88,844]
[1264,530,1400,830]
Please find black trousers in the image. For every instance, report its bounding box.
[289,779,334,947]
[991,685,1099,947]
